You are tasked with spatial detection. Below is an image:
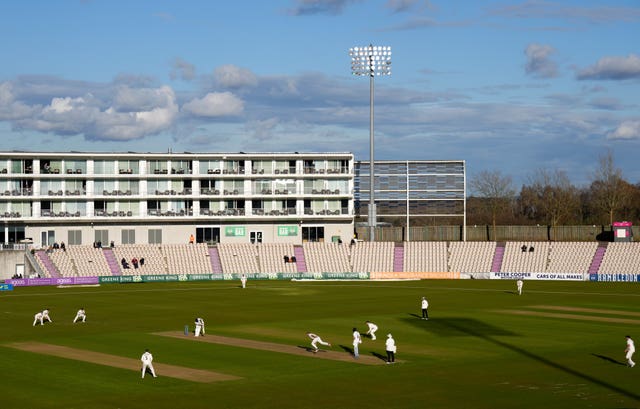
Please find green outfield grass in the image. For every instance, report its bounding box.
[0,279,638,409]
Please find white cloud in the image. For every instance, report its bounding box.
[6,83,178,141]
[577,54,640,80]
[182,92,244,117]
[607,120,640,140]
[214,65,258,88]
[113,86,176,112]
[44,96,83,114]
[525,44,558,78]
[0,82,37,120]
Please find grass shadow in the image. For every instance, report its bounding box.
[339,345,353,355]
[371,352,387,362]
[436,318,639,402]
[401,316,518,337]
[592,353,626,366]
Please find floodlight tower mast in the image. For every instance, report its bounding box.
[349,44,392,242]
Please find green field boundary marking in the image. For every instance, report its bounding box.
[154,331,392,365]
[497,310,640,325]
[6,341,241,383]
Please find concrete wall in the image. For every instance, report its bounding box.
[25,222,355,246]
[0,250,27,280]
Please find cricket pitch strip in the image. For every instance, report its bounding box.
[7,341,241,383]
[154,331,389,365]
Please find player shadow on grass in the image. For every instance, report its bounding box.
[297,346,327,353]
[370,352,388,362]
[592,354,626,366]
[422,318,640,402]
[338,345,354,355]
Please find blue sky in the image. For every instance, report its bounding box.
[1,0,639,187]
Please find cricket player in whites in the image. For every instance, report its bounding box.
[194,317,205,337]
[352,328,362,358]
[626,335,636,367]
[73,308,86,323]
[33,311,44,326]
[365,320,378,340]
[306,333,331,353]
[141,349,157,378]
[241,273,247,289]
[42,308,52,323]
[516,279,523,295]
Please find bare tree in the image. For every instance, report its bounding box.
[589,150,631,225]
[520,168,580,240]
[470,170,515,240]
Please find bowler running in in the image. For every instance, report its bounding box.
[306,332,331,353]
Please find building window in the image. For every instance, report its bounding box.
[94,230,109,246]
[68,230,82,245]
[121,229,135,245]
[302,226,324,242]
[148,229,162,244]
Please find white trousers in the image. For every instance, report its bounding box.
[311,338,329,350]
[142,362,156,378]
[626,351,635,366]
[195,325,202,336]
[73,314,86,323]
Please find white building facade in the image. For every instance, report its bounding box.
[0,152,355,246]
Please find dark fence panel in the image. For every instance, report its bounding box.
[355,225,635,242]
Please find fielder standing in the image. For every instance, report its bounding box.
[365,321,378,340]
[306,332,331,353]
[421,297,429,320]
[626,335,636,367]
[241,274,247,289]
[141,349,157,378]
[352,327,362,358]
[194,317,205,337]
[73,308,86,323]
[516,279,523,296]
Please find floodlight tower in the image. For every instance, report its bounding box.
[349,44,392,242]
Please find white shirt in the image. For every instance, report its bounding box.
[195,318,204,327]
[43,309,50,316]
[141,352,153,363]
[77,309,85,315]
[517,280,523,287]
[627,338,635,353]
[34,312,43,319]
[367,322,378,331]
[386,337,396,352]
[353,330,361,345]
[421,299,429,309]
[307,333,319,340]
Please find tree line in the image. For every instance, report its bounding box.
[469,151,639,235]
